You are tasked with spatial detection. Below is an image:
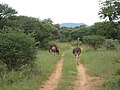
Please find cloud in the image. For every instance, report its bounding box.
[1,0,101,25]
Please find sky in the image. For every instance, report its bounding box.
[0,0,102,25]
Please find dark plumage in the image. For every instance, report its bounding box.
[73,47,81,65]
[49,44,59,54]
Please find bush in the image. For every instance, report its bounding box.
[0,27,36,71]
[83,35,105,50]
[105,39,119,50]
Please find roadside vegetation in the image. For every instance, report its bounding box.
[80,46,120,90]
[0,50,60,90]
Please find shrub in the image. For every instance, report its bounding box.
[105,39,119,50]
[83,35,105,50]
[0,27,36,71]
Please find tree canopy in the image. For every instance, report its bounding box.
[99,0,120,22]
[0,4,17,20]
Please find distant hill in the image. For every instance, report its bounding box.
[59,23,86,28]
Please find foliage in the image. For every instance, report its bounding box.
[70,26,90,41]
[0,5,58,47]
[91,22,120,39]
[0,4,17,29]
[0,27,36,71]
[0,4,17,19]
[83,35,105,50]
[59,29,72,42]
[99,0,120,22]
[105,39,119,50]
[6,16,57,49]
[9,16,40,34]
[35,18,56,49]
[0,49,60,90]
[60,26,90,42]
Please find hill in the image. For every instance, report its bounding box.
[59,23,86,28]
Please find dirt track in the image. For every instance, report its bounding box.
[74,63,88,90]
[38,53,64,90]
[38,51,102,90]
[74,63,102,90]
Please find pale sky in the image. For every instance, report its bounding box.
[0,0,102,25]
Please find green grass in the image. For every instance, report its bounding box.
[80,46,120,90]
[58,42,71,52]
[0,50,60,90]
[1,42,120,90]
[56,49,77,90]
[36,50,60,84]
[0,42,71,90]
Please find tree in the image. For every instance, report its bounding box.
[98,0,120,40]
[35,18,56,49]
[0,4,17,29]
[99,0,120,22]
[83,35,105,50]
[42,18,53,24]
[69,27,90,41]
[0,27,36,71]
[105,39,119,50]
[0,4,17,19]
[6,16,55,49]
[91,22,120,39]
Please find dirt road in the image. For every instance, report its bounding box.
[38,51,102,90]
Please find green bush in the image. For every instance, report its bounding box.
[105,39,119,50]
[0,27,36,71]
[83,35,105,50]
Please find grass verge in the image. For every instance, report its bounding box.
[0,50,60,90]
[80,47,120,90]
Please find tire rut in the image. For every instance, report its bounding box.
[74,64,88,90]
[38,53,64,90]
[74,63,103,90]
